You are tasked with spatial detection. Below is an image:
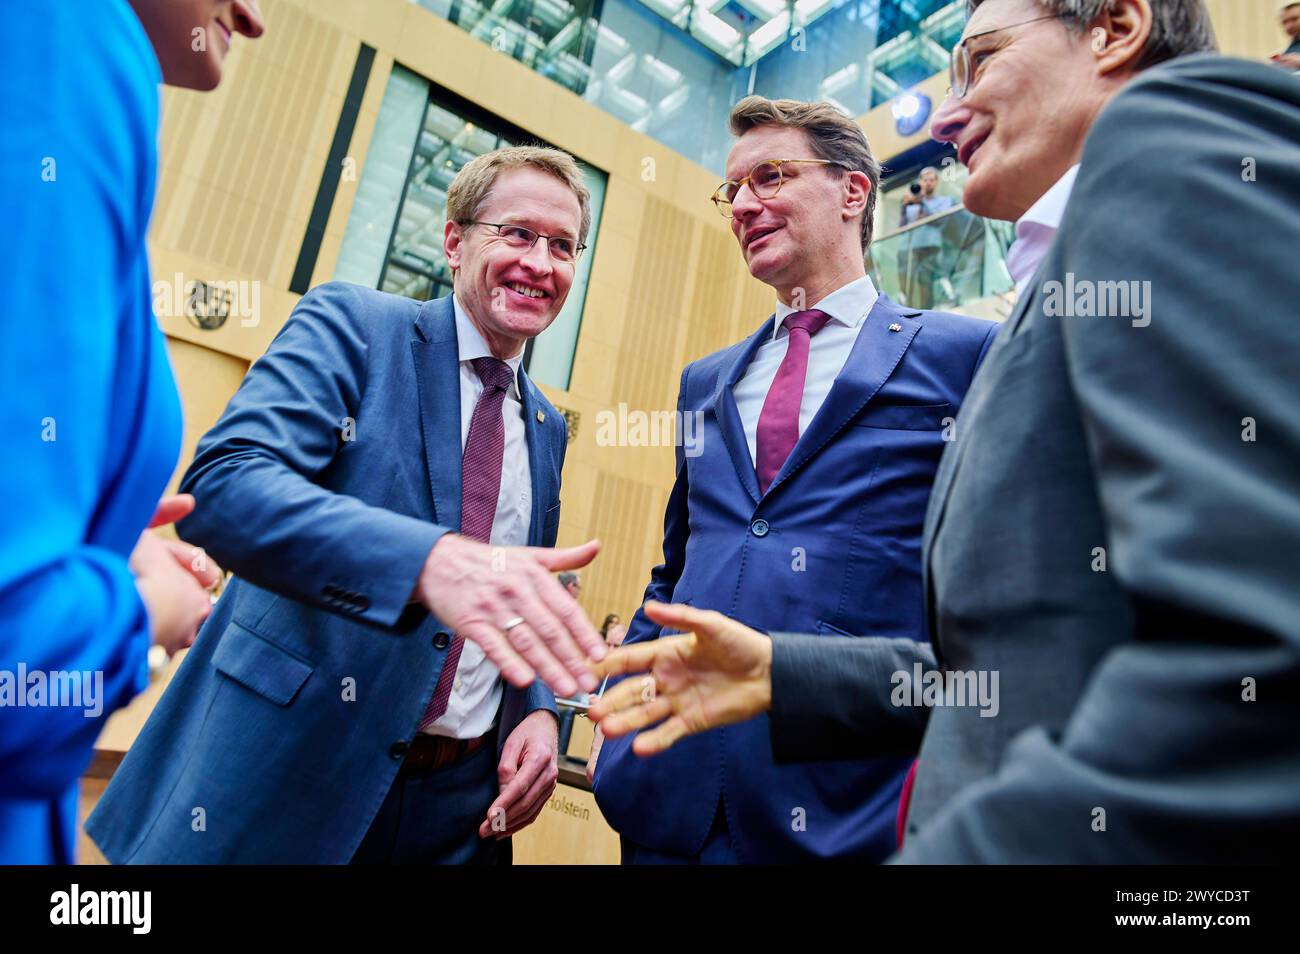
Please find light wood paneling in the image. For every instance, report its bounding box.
[1207,0,1295,58]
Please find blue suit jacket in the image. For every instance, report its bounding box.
[86,286,563,864]
[593,294,997,862]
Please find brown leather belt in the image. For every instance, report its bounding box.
[400,729,494,778]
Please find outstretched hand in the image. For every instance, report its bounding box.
[586,601,773,756]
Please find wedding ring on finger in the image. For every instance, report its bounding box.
[502,616,526,634]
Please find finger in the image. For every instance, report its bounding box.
[499,780,552,838]
[162,539,221,589]
[481,753,544,836]
[590,636,692,680]
[499,616,578,698]
[459,620,534,688]
[527,566,605,678]
[148,493,195,529]
[598,696,674,739]
[527,539,600,572]
[631,715,693,756]
[642,600,725,637]
[588,673,661,721]
[496,750,556,837]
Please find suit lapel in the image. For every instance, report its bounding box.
[765,295,921,496]
[710,318,772,506]
[412,297,462,531]
[921,286,1033,578]
[919,285,1038,657]
[517,368,555,547]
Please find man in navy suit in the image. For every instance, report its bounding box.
[87,146,608,864]
[591,97,998,863]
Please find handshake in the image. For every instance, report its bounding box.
[411,527,766,756]
[412,532,766,750]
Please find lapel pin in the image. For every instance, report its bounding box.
[888,323,902,333]
[536,410,545,423]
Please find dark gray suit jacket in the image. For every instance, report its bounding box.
[767,55,1300,862]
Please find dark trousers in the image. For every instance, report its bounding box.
[350,739,509,865]
[620,801,739,864]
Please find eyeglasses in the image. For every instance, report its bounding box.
[949,13,1064,99]
[711,158,839,218]
[468,222,586,263]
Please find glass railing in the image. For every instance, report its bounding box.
[414,0,969,174]
[867,204,1016,319]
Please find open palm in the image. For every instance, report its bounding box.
[588,601,773,756]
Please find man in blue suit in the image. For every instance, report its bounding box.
[591,97,998,863]
[87,146,607,864]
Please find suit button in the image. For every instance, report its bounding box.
[389,741,409,760]
[432,631,451,650]
[750,519,769,537]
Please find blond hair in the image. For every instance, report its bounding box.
[446,145,592,244]
[729,96,881,252]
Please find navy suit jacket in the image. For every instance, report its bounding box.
[593,293,997,862]
[86,286,563,863]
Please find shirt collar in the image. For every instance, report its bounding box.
[452,294,524,399]
[1007,164,1080,292]
[772,274,879,339]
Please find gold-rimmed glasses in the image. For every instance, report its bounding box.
[710,159,839,218]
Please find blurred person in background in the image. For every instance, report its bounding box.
[897,167,958,308]
[1274,2,1300,68]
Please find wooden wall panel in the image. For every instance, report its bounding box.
[1207,0,1295,59]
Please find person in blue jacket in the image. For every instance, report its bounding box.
[0,0,264,864]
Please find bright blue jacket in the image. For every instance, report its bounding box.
[0,1,181,863]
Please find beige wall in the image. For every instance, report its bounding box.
[1208,0,1296,58]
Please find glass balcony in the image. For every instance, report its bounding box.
[414,0,969,174]
[867,204,1017,321]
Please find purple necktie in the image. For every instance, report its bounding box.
[755,309,832,495]
[419,356,515,730]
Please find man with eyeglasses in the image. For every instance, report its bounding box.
[589,96,997,863]
[589,0,1300,863]
[87,146,609,864]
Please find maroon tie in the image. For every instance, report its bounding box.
[419,357,514,730]
[755,309,832,494]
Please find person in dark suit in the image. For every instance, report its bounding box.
[590,96,997,863]
[589,0,1300,862]
[87,146,608,864]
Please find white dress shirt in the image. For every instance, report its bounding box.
[1005,164,1080,297]
[733,274,880,466]
[422,295,532,739]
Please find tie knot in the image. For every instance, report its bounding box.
[782,309,832,338]
[472,356,514,393]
